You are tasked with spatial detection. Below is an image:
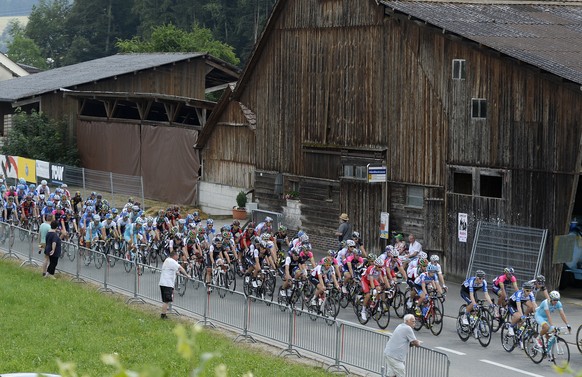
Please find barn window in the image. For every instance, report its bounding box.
[406,186,424,208]
[471,98,487,119]
[452,59,466,80]
[453,172,472,195]
[480,174,502,198]
[342,164,368,181]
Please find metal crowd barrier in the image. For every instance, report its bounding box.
[0,221,450,376]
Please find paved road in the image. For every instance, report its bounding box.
[3,226,582,377]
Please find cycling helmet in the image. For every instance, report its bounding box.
[56,204,63,210]
[352,231,360,238]
[122,211,129,218]
[374,257,384,267]
[61,183,67,188]
[504,267,514,275]
[418,258,428,267]
[17,184,25,190]
[278,225,287,232]
[39,194,45,200]
[105,214,112,220]
[261,233,271,240]
[418,251,428,260]
[53,195,60,201]
[290,248,300,256]
[549,291,560,301]
[327,249,336,257]
[86,205,94,212]
[536,275,546,284]
[75,191,81,196]
[146,217,154,223]
[385,245,398,256]
[90,191,96,196]
[18,178,25,185]
[93,214,101,221]
[522,281,534,290]
[175,232,183,239]
[135,218,144,225]
[427,264,438,273]
[207,219,214,225]
[132,205,140,212]
[222,231,230,238]
[55,188,62,194]
[178,218,186,225]
[188,230,196,239]
[299,233,309,243]
[41,180,47,185]
[29,184,36,190]
[430,255,440,263]
[297,230,305,238]
[86,199,95,206]
[198,227,206,234]
[47,201,54,207]
[346,239,356,247]
[96,194,103,199]
[264,216,273,222]
[475,270,486,278]
[367,253,377,262]
[323,256,333,266]
[25,194,32,200]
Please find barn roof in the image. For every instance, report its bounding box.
[0,52,240,102]
[379,0,582,85]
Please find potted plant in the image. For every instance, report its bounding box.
[232,190,248,220]
[284,190,300,200]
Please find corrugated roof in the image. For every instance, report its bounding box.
[379,1,582,85]
[0,53,205,101]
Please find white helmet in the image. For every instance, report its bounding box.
[92,214,101,221]
[430,255,440,262]
[549,291,560,301]
[418,251,428,260]
[41,180,47,185]
[265,216,273,222]
[346,240,356,247]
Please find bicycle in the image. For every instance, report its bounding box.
[524,326,570,368]
[490,303,511,333]
[355,287,391,329]
[577,324,582,354]
[500,313,537,353]
[303,284,339,326]
[413,292,444,336]
[277,277,306,312]
[211,261,234,298]
[243,265,276,304]
[456,301,493,347]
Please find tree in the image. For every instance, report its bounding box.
[116,23,240,66]
[5,20,47,69]
[2,110,79,166]
[24,0,72,67]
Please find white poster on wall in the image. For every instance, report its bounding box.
[458,213,468,242]
[36,160,50,179]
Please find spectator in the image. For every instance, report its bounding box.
[383,314,422,377]
[44,220,62,279]
[159,250,188,319]
[39,214,52,276]
[407,234,422,258]
[335,213,352,244]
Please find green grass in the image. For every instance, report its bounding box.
[0,259,333,376]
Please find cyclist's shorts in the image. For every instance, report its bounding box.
[490,284,500,295]
[460,288,479,304]
[535,312,549,327]
[414,284,424,296]
[308,275,319,287]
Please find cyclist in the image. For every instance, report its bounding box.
[255,216,273,235]
[534,290,571,348]
[205,218,216,238]
[429,255,447,291]
[101,213,119,240]
[71,191,83,215]
[19,194,38,225]
[506,281,537,336]
[244,239,272,287]
[460,270,494,325]
[527,274,550,304]
[360,257,389,321]
[37,180,50,196]
[123,217,145,257]
[274,225,289,251]
[490,267,518,317]
[85,214,106,248]
[117,211,132,236]
[280,248,304,297]
[3,195,18,225]
[308,256,340,307]
[413,264,442,316]
[341,240,364,286]
[382,246,407,284]
[351,231,367,257]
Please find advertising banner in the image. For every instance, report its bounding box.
[17,157,36,183]
[458,213,468,243]
[380,212,390,239]
[50,162,65,185]
[0,154,18,179]
[36,160,50,179]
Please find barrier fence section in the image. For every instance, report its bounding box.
[1,222,450,377]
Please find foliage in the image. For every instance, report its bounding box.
[0,259,333,376]
[2,109,79,165]
[116,23,240,66]
[5,19,47,68]
[285,191,300,200]
[236,190,248,209]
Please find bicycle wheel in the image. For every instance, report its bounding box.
[83,248,92,266]
[429,307,443,336]
[523,332,544,363]
[227,265,236,292]
[123,256,133,273]
[94,246,105,269]
[242,275,253,297]
[175,274,187,296]
[263,274,276,304]
[355,298,369,325]
[551,337,570,368]
[456,315,471,341]
[67,242,76,262]
[477,316,492,347]
[577,325,582,354]
[148,250,159,271]
[217,272,227,298]
[277,288,288,311]
[375,299,391,330]
[413,311,423,331]
[393,291,406,318]
[501,323,516,352]
[323,298,338,326]
[491,309,505,333]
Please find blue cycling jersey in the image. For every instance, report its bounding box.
[462,277,487,293]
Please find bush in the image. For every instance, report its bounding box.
[2,109,79,165]
[236,191,248,209]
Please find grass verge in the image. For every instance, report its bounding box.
[0,259,333,376]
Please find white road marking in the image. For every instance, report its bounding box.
[480,360,545,377]
[434,346,466,355]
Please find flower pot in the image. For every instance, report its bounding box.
[232,208,247,220]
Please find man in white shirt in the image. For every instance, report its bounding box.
[383,314,422,377]
[407,234,422,258]
[159,251,188,319]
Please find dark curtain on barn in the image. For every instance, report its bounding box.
[78,120,199,205]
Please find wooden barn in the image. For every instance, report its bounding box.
[199,0,582,285]
[0,53,240,203]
